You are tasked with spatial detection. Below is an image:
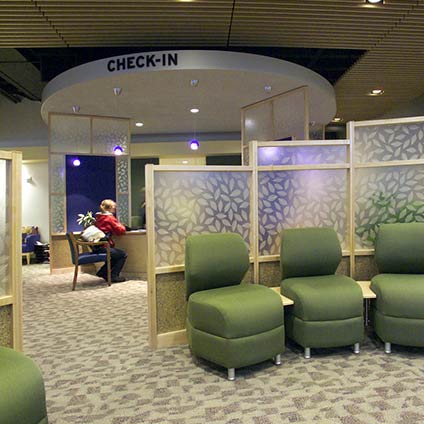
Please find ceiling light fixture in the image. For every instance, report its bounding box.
[190,79,199,87]
[366,0,383,4]
[182,160,188,164]
[72,105,80,113]
[332,117,342,122]
[113,87,122,96]
[135,122,144,127]
[190,108,199,114]
[264,85,272,93]
[370,88,384,96]
[113,145,123,155]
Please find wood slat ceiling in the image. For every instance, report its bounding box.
[0,0,423,121]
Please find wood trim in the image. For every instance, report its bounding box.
[156,329,187,348]
[151,165,253,172]
[155,264,185,274]
[352,116,424,128]
[304,86,310,140]
[347,121,355,279]
[49,111,130,121]
[257,140,350,147]
[355,249,374,256]
[258,255,280,263]
[355,159,424,169]
[0,296,13,307]
[258,163,349,171]
[145,164,157,349]
[251,141,259,283]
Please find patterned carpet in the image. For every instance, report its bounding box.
[23,264,424,424]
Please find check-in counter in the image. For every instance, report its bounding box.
[50,230,147,279]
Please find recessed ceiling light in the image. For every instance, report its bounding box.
[190,79,199,87]
[370,89,384,96]
[366,0,383,4]
[135,122,144,127]
[264,85,272,93]
[182,160,188,164]
[72,105,80,113]
[190,108,200,114]
[332,117,342,122]
[189,139,200,150]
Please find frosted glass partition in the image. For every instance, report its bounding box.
[241,87,309,165]
[258,170,348,255]
[354,121,424,163]
[50,114,91,154]
[257,144,346,166]
[0,160,10,297]
[92,118,129,155]
[153,170,251,267]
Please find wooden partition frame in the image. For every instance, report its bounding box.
[0,150,22,350]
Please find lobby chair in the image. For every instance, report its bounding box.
[371,223,424,353]
[66,232,111,291]
[0,346,48,424]
[185,232,285,380]
[22,233,41,265]
[280,227,363,358]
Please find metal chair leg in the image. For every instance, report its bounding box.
[274,354,281,365]
[384,342,391,354]
[304,347,311,359]
[227,368,235,381]
[353,343,360,354]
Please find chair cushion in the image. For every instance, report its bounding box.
[78,252,107,265]
[281,275,363,321]
[188,284,283,338]
[371,274,424,319]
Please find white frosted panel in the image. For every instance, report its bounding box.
[154,171,251,267]
[51,194,65,234]
[243,103,273,146]
[50,115,91,154]
[354,122,424,164]
[92,118,129,155]
[50,154,65,193]
[258,145,346,166]
[0,160,10,296]
[116,156,129,193]
[117,193,130,225]
[355,166,424,249]
[273,90,305,140]
[258,170,347,255]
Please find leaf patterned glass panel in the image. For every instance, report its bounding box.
[258,170,347,256]
[51,194,65,234]
[50,115,91,154]
[355,166,424,249]
[92,118,129,155]
[258,145,346,166]
[354,122,424,163]
[49,154,65,194]
[116,156,129,193]
[0,160,10,296]
[117,193,129,225]
[154,171,251,267]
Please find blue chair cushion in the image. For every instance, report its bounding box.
[78,252,107,265]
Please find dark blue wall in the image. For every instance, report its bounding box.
[66,155,116,232]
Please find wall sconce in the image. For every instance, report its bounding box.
[26,176,33,184]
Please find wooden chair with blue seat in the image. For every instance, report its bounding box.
[22,233,41,265]
[185,232,285,380]
[66,232,111,291]
[371,223,424,353]
[0,346,48,424]
[280,227,364,358]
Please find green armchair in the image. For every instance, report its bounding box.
[185,233,285,380]
[371,223,424,353]
[0,347,48,424]
[280,227,363,358]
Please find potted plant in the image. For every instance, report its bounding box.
[76,211,95,228]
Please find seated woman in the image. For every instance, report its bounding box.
[94,199,127,283]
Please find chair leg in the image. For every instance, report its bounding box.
[304,347,311,359]
[353,343,360,354]
[384,342,391,354]
[274,354,282,365]
[72,264,79,291]
[227,368,235,381]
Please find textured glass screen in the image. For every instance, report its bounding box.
[92,118,129,155]
[50,115,91,154]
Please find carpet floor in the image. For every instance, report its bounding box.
[23,264,424,424]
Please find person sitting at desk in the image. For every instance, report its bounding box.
[94,199,127,283]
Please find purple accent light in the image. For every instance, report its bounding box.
[113,145,123,155]
[72,158,81,167]
[189,139,200,150]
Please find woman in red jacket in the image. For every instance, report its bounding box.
[94,199,127,283]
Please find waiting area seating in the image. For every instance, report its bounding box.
[66,232,111,291]
[371,223,424,353]
[185,232,285,380]
[22,226,40,265]
[0,347,48,424]
[280,227,364,358]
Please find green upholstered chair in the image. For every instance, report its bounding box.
[280,227,363,358]
[0,347,48,424]
[185,233,285,380]
[371,222,424,353]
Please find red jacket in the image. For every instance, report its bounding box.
[95,212,126,247]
